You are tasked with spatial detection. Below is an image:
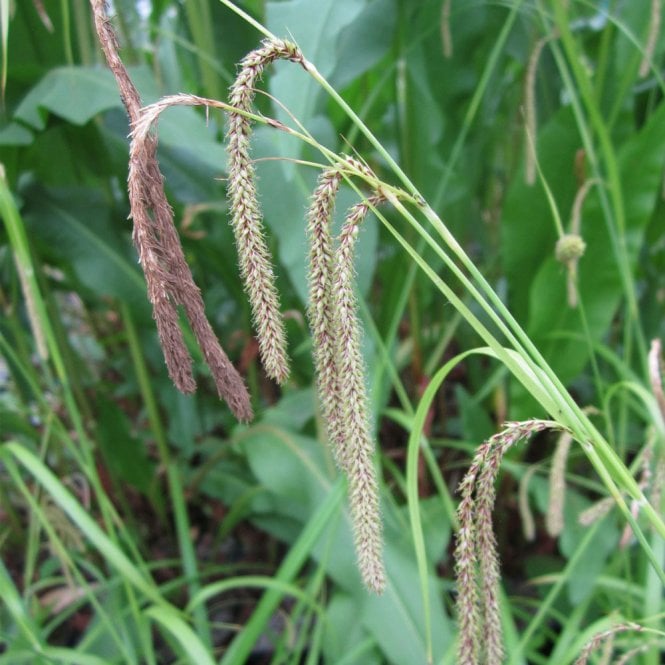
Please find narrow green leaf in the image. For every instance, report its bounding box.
[145,606,215,665]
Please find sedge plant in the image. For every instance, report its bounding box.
[1,0,665,663]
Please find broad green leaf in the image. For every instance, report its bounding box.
[15,67,125,129]
[266,0,364,150]
[329,0,397,90]
[0,122,33,146]
[14,66,227,174]
[323,592,382,665]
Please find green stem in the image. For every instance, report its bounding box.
[121,303,212,648]
[549,0,648,373]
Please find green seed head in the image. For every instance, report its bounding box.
[555,233,586,263]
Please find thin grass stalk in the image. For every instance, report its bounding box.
[218,480,346,665]
[334,192,386,594]
[0,167,142,583]
[614,644,652,664]
[510,520,603,664]
[518,465,538,541]
[2,452,138,662]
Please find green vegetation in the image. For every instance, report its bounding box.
[1,1,664,663]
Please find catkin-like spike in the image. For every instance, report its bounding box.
[574,623,642,665]
[454,450,486,665]
[524,34,552,185]
[648,339,665,422]
[475,446,506,664]
[333,194,386,594]
[226,39,304,384]
[639,0,661,78]
[440,0,453,58]
[128,100,254,421]
[455,420,561,663]
[306,169,346,464]
[546,430,572,537]
[518,465,538,541]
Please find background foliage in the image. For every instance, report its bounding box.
[1,0,664,663]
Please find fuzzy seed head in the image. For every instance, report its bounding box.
[333,195,386,593]
[226,39,304,384]
[556,233,586,263]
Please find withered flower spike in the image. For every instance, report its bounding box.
[91,0,252,422]
[226,39,304,384]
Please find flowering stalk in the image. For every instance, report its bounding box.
[333,191,386,594]
[226,39,304,384]
[306,168,346,465]
[546,430,572,537]
[574,623,642,665]
[455,420,563,662]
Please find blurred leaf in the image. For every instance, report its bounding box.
[504,101,665,415]
[267,0,364,135]
[15,67,124,129]
[559,490,619,604]
[330,0,397,90]
[96,398,155,495]
[14,66,227,175]
[23,186,147,311]
[323,591,382,665]
[0,122,33,146]
[456,384,495,443]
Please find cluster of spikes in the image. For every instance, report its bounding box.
[226,39,386,594]
[91,0,387,595]
[454,419,566,665]
[92,2,665,654]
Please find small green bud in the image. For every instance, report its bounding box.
[555,233,586,263]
